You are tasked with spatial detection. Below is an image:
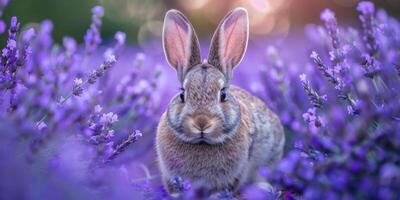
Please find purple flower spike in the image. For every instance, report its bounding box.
[299,74,327,108]
[100,112,118,125]
[22,28,35,42]
[84,5,104,55]
[310,51,344,90]
[361,54,380,78]
[72,78,84,96]
[320,9,340,49]
[302,107,323,128]
[104,31,126,60]
[0,0,7,33]
[16,28,35,68]
[0,20,6,34]
[36,20,53,50]
[104,130,143,163]
[0,0,9,7]
[83,53,117,87]
[115,31,126,45]
[63,36,77,55]
[357,1,375,16]
[395,63,400,77]
[357,1,379,55]
[1,17,20,89]
[92,6,104,17]
[320,8,351,75]
[320,9,335,24]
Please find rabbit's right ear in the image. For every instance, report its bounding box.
[162,9,201,83]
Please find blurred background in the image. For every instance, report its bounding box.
[1,1,400,199]
[2,0,399,46]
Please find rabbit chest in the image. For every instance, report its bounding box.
[157,114,253,190]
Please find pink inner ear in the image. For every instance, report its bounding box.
[163,12,192,69]
[219,9,248,68]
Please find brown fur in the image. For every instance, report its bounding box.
[158,8,285,194]
[156,85,284,192]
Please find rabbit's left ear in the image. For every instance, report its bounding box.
[208,8,249,79]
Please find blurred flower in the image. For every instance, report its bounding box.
[72,78,84,96]
[63,36,77,55]
[357,1,375,16]
[84,5,104,55]
[361,54,380,78]
[100,112,118,124]
[357,1,379,55]
[94,104,103,113]
[36,121,47,131]
[302,107,323,128]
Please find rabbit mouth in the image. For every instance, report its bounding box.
[188,132,212,144]
[188,132,225,145]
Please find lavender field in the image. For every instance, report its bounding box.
[1,0,400,199]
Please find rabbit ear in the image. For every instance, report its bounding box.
[208,8,249,80]
[162,9,201,83]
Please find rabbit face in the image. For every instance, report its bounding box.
[166,64,240,144]
[162,8,248,144]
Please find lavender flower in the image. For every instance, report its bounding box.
[320,9,350,75]
[1,17,20,74]
[104,31,126,59]
[361,54,380,78]
[310,51,344,90]
[99,112,118,125]
[36,121,47,131]
[17,28,35,67]
[63,36,77,56]
[105,130,142,163]
[168,176,191,193]
[87,54,116,84]
[84,6,104,55]
[0,0,9,8]
[0,0,9,17]
[320,9,340,50]
[395,63,400,77]
[72,78,84,96]
[134,52,146,69]
[71,53,117,97]
[0,20,5,34]
[37,20,53,48]
[94,104,103,113]
[302,107,323,128]
[0,17,28,113]
[0,0,9,35]
[87,109,120,159]
[357,1,379,55]
[299,74,327,108]
[0,4,162,200]
[8,28,35,113]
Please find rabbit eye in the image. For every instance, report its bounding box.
[179,88,185,103]
[180,93,185,103]
[220,88,227,102]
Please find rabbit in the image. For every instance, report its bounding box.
[156,7,285,194]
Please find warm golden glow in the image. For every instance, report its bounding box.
[178,0,210,10]
[236,0,289,35]
[172,0,290,35]
[249,0,273,14]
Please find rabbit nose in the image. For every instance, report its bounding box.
[193,115,211,131]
